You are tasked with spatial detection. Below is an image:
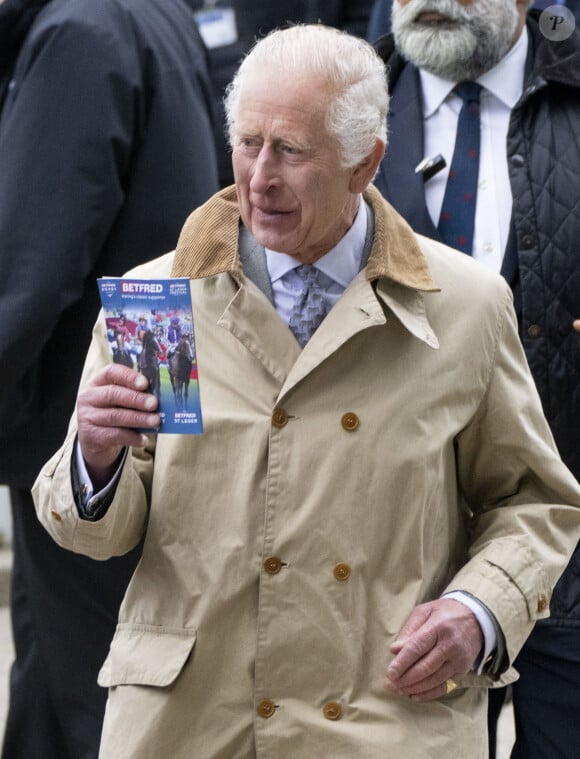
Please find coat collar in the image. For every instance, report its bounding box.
[172,184,438,293]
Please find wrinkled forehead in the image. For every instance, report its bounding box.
[236,66,334,128]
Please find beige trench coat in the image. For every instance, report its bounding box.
[34,186,580,758]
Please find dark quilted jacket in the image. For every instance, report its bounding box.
[375,12,580,621]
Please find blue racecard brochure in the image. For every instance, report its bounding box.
[97,277,203,434]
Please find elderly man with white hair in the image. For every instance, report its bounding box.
[33,22,580,758]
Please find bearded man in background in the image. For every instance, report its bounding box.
[372,1,580,757]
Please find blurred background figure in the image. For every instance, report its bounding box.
[0,0,219,757]
[370,1,580,757]
[367,0,393,39]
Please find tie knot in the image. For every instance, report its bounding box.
[295,264,321,286]
[453,81,482,105]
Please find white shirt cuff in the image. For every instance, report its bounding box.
[443,590,497,674]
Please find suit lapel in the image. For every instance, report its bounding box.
[376,64,441,242]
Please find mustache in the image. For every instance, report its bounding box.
[394,0,477,25]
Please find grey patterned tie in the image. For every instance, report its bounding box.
[288,265,328,347]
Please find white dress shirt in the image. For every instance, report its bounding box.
[421,27,528,272]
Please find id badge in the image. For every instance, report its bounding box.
[195,6,238,49]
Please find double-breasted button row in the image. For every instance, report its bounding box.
[264,557,351,580]
[272,408,360,431]
[256,699,342,720]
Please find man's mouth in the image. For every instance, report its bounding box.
[415,10,454,24]
[254,205,291,218]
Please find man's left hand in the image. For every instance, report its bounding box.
[385,598,483,701]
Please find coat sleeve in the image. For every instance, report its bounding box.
[444,285,580,670]
[0,14,142,392]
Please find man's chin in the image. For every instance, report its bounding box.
[396,29,478,80]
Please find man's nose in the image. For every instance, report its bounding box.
[249,147,278,193]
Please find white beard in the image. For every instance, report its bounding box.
[392,0,519,81]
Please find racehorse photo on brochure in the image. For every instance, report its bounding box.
[97,277,203,434]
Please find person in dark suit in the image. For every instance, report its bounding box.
[372,1,580,757]
[0,0,219,756]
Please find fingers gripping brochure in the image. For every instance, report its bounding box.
[97,277,203,434]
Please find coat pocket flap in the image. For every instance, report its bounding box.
[98,623,197,688]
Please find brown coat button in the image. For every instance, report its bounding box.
[537,596,548,613]
[263,556,283,575]
[272,408,289,428]
[257,699,276,718]
[341,412,359,431]
[333,563,351,581]
[50,511,62,522]
[323,701,342,720]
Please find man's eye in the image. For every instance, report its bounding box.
[240,137,260,149]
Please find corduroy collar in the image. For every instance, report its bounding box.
[172,184,438,293]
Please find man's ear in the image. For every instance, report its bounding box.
[349,139,385,194]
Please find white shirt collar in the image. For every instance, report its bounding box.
[265,197,367,289]
[420,25,528,116]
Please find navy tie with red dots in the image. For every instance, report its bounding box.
[437,82,482,254]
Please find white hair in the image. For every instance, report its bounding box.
[224,24,389,168]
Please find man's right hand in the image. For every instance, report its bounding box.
[77,364,160,489]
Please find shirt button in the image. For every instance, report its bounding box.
[323,701,342,720]
[257,699,276,718]
[263,556,283,575]
[50,511,62,522]
[333,563,351,581]
[272,408,289,428]
[527,324,542,338]
[341,412,359,431]
[537,596,548,613]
